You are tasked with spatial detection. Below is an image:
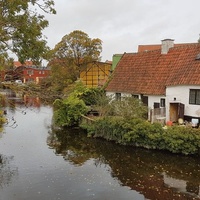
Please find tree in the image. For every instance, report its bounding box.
[0,0,56,64]
[47,58,77,91]
[50,30,102,78]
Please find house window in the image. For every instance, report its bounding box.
[154,102,160,108]
[115,93,121,101]
[160,98,166,107]
[132,94,139,99]
[189,89,200,105]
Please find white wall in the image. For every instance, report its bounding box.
[148,95,165,109]
[106,91,135,99]
[106,91,165,120]
[106,85,200,122]
[166,85,200,120]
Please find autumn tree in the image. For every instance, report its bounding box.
[47,59,78,91]
[0,0,56,65]
[50,30,102,78]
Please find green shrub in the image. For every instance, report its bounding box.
[87,117,131,144]
[82,116,200,155]
[124,120,164,149]
[160,126,200,155]
[53,96,88,127]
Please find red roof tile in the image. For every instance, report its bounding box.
[106,43,200,95]
[14,61,33,67]
[138,43,196,52]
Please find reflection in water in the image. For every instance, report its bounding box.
[0,89,42,129]
[0,154,18,188]
[0,89,200,199]
[48,127,200,200]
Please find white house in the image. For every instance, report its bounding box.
[106,39,200,124]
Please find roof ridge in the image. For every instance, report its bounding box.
[171,43,200,50]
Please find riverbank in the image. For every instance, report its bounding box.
[80,116,200,156]
[3,82,200,156]
[1,82,62,104]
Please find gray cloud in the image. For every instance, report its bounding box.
[42,0,200,61]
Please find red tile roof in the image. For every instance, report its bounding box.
[106,43,200,95]
[138,43,196,52]
[14,61,33,67]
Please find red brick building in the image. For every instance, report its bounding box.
[3,61,51,83]
[24,66,51,83]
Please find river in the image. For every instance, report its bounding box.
[0,91,200,200]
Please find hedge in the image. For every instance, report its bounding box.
[80,117,200,155]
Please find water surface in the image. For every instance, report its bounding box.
[0,95,200,200]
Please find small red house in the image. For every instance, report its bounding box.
[22,66,51,83]
[6,61,51,83]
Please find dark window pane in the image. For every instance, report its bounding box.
[160,98,165,107]
[189,90,196,104]
[116,93,121,101]
[196,90,200,105]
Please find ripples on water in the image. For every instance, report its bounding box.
[0,90,199,200]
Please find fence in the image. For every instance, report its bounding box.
[150,107,166,125]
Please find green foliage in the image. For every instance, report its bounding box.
[160,126,200,155]
[80,87,105,106]
[124,120,164,148]
[82,115,200,155]
[48,59,77,91]
[0,0,56,64]
[69,82,113,116]
[89,117,130,144]
[110,97,148,120]
[91,91,113,117]
[53,96,88,127]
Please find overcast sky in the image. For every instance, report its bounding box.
[42,0,200,62]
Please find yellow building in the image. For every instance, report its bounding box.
[80,61,112,88]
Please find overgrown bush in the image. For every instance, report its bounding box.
[81,116,200,155]
[86,117,130,143]
[160,126,200,155]
[53,96,88,127]
[124,119,164,149]
[109,97,148,120]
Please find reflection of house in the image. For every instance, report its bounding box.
[106,39,200,123]
[80,61,112,88]
[162,172,200,195]
[23,95,41,107]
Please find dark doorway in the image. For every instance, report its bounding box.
[169,103,184,122]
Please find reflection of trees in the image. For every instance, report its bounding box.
[47,127,104,166]
[0,154,18,188]
[47,127,200,200]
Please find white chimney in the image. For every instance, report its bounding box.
[161,39,174,54]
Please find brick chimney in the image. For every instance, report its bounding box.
[161,39,174,54]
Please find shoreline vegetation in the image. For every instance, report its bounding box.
[51,82,200,156]
[3,81,200,156]
[80,116,200,156]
